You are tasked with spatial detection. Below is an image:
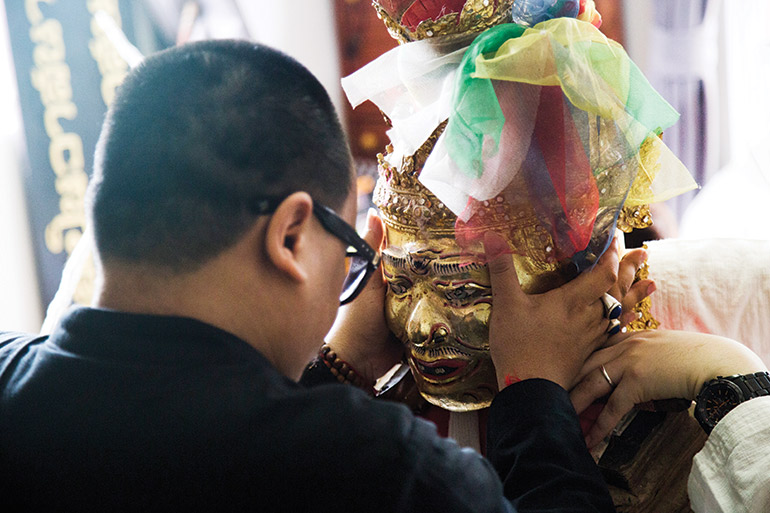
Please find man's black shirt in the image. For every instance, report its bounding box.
[0,307,614,512]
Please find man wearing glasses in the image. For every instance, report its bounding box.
[0,40,624,511]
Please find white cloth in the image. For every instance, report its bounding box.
[341,38,503,217]
[448,411,481,453]
[341,39,465,173]
[689,396,770,513]
[646,238,770,363]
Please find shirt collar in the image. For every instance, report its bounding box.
[48,306,268,367]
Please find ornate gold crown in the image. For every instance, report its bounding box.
[374,122,659,294]
[373,116,656,235]
[373,0,516,43]
[373,121,532,236]
[372,120,564,288]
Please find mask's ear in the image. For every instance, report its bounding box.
[263,192,314,283]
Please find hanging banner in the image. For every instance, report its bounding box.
[4,0,133,307]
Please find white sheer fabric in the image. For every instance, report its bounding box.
[341,39,471,213]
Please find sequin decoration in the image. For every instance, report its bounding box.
[626,248,660,332]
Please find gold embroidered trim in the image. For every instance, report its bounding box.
[626,246,659,331]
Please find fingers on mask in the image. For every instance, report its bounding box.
[620,279,655,319]
[612,248,646,298]
[484,232,525,304]
[363,209,384,249]
[613,246,650,298]
[568,241,620,304]
[584,382,636,449]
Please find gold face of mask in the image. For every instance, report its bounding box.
[382,228,498,411]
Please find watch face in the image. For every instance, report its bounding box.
[696,380,744,429]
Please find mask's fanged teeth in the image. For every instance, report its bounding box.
[417,362,454,377]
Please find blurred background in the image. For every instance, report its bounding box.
[1,0,769,332]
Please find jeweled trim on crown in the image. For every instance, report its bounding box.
[373,0,516,44]
[373,120,457,234]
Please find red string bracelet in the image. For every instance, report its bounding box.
[504,372,522,387]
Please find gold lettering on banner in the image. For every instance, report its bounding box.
[27,5,88,259]
[25,0,53,25]
[79,0,129,304]
[24,1,128,305]
[43,101,77,135]
[87,0,129,107]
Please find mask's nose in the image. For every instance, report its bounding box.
[431,326,449,344]
[406,296,450,347]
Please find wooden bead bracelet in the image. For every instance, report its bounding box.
[319,344,371,391]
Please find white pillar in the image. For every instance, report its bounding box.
[0,1,43,331]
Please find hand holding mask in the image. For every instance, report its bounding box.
[485,232,619,390]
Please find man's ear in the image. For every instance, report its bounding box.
[263,192,314,283]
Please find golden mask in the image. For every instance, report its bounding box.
[375,125,574,411]
[382,234,496,410]
[375,126,661,411]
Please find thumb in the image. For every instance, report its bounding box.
[564,236,619,304]
[347,209,385,300]
[362,208,385,250]
[484,231,524,305]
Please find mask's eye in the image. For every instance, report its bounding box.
[445,285,475,301]
[438,282,491,307]
[386,276,413,296]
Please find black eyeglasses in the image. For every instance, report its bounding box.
[249,196,380,305]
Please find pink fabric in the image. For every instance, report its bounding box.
[533,86,598,256]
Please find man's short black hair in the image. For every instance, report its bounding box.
[88,40,353,271]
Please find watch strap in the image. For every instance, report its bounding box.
[695,371,770,434]
[726,371,770,400]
